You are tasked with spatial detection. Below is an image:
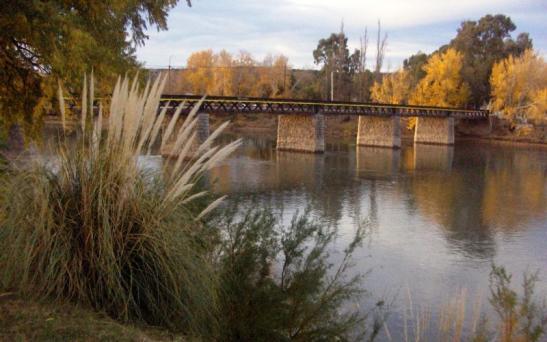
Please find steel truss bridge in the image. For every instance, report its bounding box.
[159,94,489,119]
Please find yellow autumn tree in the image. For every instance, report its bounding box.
[370,69,412,104]
[490,49,547,123]
[409,48,470,107]
[186,49,215,94]
[256,54,291,98]
[231,51,259,96]
[212,50,234,96]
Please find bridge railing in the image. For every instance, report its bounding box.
[159,94,489,119]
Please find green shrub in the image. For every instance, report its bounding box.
[211,202,386,341]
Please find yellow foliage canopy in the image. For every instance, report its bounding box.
[186,49,215,94]
[183,50,291,98]
[490,49,547,123]
[370,69,412,104]
[409,48,470,107]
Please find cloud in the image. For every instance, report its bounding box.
[136,0,547,68]
[281,0,527,27]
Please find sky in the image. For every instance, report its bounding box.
[136,0,547,70]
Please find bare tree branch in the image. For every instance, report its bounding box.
[374,20,388,81]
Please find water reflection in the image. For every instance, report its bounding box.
[275,151,325,189]
[210,136,546,253]
[481,150,547,230]
[412,144,454,171]
[355,146,401,179]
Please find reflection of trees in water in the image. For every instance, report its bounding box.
[353,147,403,228]
[210,146,352,227]
[402,143,547,259]
[402,144,497,259]
[480,147,547,230]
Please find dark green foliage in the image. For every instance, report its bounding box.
[448,14,533,107]
[212,203,385,341]
[313,32,361,101]
[290,70,323,101]
[403,52,429,87]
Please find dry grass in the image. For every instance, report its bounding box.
[397,266,546,342]
[0,74,241,336]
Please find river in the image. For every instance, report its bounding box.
[209,134,547,340]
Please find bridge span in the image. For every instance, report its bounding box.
[160,94,489,153]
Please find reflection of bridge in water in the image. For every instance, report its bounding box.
[355,144,454,177]
[160,94,489,153]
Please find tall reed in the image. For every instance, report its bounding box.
[0,74,241,335]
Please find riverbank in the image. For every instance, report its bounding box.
[0,293,180,341]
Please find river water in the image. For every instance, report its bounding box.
[209,134,547,340]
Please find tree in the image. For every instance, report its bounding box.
[403,52,428,88]
[371,68,414,130]
[212,50,234,96]
[410,48,470,107]
[232,51,259,97]
[374,21,388,82]
[186,49,215,94]
[256,54,291,98]
[448,14,533,107]
[370,69,412,104]
[0,0,184,137]
[490,49,547,123]
[313,30,360,101]
[356,27,370,101]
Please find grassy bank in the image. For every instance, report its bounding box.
[0,293,182,341]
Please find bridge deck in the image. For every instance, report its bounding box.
[160,94,489,119]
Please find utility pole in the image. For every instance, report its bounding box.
[168,55,175,93]
[330,71,334,101]
[283,63,287,96]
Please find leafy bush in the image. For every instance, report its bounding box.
[211,202,386,341]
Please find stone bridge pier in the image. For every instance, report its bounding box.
[356,116,401,148]
[195,112,210,143]
[276,114,325,153]
[414,117,455,145]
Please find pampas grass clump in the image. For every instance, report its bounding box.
[0,74,240,335]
